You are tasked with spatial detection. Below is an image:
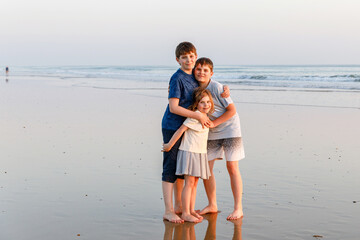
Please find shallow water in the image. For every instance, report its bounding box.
[1,76,360,239]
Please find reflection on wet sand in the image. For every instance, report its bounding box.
[163,213,243,240]
[228,218,243,240]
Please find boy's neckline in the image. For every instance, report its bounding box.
[179,68,193,75]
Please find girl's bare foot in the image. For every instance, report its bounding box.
[191,211,203,220]
[226,209,243,220]
[199,205,218,215]
[181,213,201,223]
[163,212,184,223]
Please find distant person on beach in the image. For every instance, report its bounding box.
[194,58,245,220]
[163,88,214,222]
[5,66,9,75]
[161,42,229,223]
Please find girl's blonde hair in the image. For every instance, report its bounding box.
[189,88,215,113]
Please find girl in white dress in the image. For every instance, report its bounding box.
[162,88,214,223]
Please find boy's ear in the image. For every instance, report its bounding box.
[176,57,180,65]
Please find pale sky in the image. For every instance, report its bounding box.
[1,0,360,65]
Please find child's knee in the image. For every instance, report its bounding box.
[226,162,239,175]
[185,176,196,186]
[208,160,216,169]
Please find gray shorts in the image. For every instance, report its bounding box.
[207,137,245,162]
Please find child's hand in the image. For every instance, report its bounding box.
[221,85,230,98]
[197,112,211,128]
[162,143,172,152]
[208,121,215,128]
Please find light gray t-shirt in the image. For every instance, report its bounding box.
[206,80,242,140]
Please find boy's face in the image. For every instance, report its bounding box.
[176,52,197,72]
[194,64,213,84]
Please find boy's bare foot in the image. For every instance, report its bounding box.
[164,212,184,223]
[181,213,202,223]
[226,209,243,220]
[191,211,203,220]
[198,205,218,215]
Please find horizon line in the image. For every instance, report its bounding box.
[4,64,360,68]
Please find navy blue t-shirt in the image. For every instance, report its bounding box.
[162,68,199,130]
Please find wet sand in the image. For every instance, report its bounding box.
[1,76,360,239]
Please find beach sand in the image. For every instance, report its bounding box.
[1,76,360,239]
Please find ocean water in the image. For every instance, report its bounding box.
[8,65,360,90]
[6,65,359,110]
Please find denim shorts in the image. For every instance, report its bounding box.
[162,129,185,183]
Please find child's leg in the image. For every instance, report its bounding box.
[181,176,201,222]
[199,160,218,214]
[162,129,184,223]
[174,178,184,214]
[190,177,203,220]
[226,161,243,220]
[162,182,183,223]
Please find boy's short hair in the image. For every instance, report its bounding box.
[175,42,197,58]
[195,57,214,72]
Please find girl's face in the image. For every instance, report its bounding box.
[197,95,212,114]
[194,64,213,84]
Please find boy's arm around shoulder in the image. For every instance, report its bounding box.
[167,75,211,126]
[221,85,230,98]
[162,124,188,152]
[210,80,230,98]
[169,98,211,128]
[169,98,197,118]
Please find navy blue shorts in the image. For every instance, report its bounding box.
[162,128,184,183]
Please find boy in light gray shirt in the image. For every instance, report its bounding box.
[194,57,245,220]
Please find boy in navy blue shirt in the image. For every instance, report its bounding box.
[161,42,228,223]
